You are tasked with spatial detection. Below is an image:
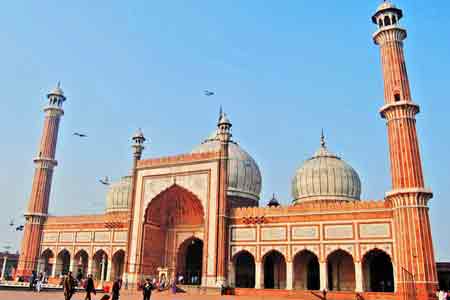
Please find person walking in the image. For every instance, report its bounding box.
[63,272,76,300]
[29,271,36,291]
[142,278,154,300]
[35,272,43,292]
[111,278,122,300]
[85,274,96,300]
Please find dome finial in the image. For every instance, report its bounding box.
[320,129,326,148]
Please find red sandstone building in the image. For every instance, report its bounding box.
[15,2,439,300]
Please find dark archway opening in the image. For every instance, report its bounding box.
[363,250,394,292]
[263,251,286,289]
[177,238,203,285]
[234,251,255,288]
[293,250,320,290]
[327,250,355,291]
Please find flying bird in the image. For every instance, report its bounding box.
[73,132,87,137]
[15,225,24,231]
[99,176,110,186]
[204,90,215,96]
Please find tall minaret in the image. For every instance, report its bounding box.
[125,129,145,281]
[372,2,438,299]
[216,109,231,285]
[16,83,66,277]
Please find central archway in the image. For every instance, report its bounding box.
[142,184,204,278]
[177,238,203,285]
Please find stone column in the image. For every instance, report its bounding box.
[255,261,263,289]
[100,255,106,285]
[87,258,93,276]
[355,261,363,292]
[69,256,74,272]
[320,262,327,291]
[286,261,293,290]
[106,258,112,281]
[51,260,57,277]
[228,262,235,287]
[1,256,8,280]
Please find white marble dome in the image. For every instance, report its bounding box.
[192,130,262,201]
[105,176,132,213]
[292,139,361,203]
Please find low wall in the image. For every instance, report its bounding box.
[233,288,398,300]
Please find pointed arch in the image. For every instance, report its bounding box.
[326,249,355,291]
[362,249,394,292]
[232,250,255,288]
[293,250,320,290]
[262,250,286,289]
[141,184,205,277]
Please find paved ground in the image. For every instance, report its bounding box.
[0,290,270,300]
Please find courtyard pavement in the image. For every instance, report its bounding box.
[0,290,278,300]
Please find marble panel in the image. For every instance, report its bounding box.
[292,226,319,240]
[59,232,74,242]
[359,223,390,238]
[94,231,111,242]
[325,224,353,239]
[231,228,256,241]
[261,227,286,241]
[76,232,91,242]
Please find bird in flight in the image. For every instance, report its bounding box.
[15,225,24,231]
[99,176,110,185]
[204,90,214,96]
[73,132,87,137]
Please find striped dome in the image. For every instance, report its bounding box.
[192,130,262,201]
[105,176,132,213]
[292,139,361,204]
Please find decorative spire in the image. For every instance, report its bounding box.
[320,129,326,148]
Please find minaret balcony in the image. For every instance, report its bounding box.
[379,100,420,119]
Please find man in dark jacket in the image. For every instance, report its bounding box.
[142,278,154,300]
[85,274,96,300]
[111,278,122,300]
[63,272,76,300]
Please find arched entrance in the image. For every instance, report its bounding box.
[112,250,125,281]
[293,250,320,290]
[233,251,255,288]
[142,184,204,278]
[177,238,203,285]
[362,249,394,292]
[93,250,108,281]
[40,249,54,276]
[55,249,71,276]
[263,250,286,289]
[73,250,89,279]
[327,249,355,291]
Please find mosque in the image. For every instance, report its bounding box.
[15,2,438,300]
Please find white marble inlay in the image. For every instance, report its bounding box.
[292,226,319,240]
[261,227,286,241]
[43,232,58,243]
[94,231,111,242]
[114,231,127,242]
[59,232,74,242]
[231,228,256,241]
[76,232,91,242]
[324,224,353,239]
[359,223,390,238]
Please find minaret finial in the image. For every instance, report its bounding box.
[218,105,223,122]
[57,81,61,88]
[320,129,326,147]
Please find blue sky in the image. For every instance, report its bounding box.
[0,1,449,260]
